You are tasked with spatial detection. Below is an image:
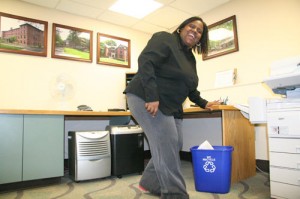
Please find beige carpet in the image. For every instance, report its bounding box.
[0,161,270,199]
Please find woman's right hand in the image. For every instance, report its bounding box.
[145,101,159,117]
[205,100,221,110]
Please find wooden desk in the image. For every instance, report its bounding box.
[0,106,255,186]
[184,105,256,184]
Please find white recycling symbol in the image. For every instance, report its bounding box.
[203,156,216,173]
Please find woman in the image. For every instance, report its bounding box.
[124,16,220,199]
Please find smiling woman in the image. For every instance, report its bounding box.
[123,16,221,198]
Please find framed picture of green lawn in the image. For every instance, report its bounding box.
[0,12,48,57]
[52,23,93,62]
[97,33,130,68]
[202,15,239,60]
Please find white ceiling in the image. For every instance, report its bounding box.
[19,0,231,34]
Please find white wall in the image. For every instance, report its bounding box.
[0,0,150,111]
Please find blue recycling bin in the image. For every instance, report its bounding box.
[190,145,234,193]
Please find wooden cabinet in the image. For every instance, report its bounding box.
[0,114,64,184]
[222,110,256,184]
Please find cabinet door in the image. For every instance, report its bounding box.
[0,114,23,184]
[23,115,64,181]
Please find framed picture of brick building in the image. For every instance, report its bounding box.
[52,23,93,62]
[97,33,130,68]
[0,12,48,56]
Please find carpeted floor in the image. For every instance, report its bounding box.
[0,160,270,199]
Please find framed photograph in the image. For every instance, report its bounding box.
[97,33,130,68]
[52,23,93,62]
[0,12,48,57]
[202,15,239,60]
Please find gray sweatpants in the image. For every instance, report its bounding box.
[126,93,189,199]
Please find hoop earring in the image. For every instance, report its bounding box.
[176,29,181,34]
[196,42,201,47]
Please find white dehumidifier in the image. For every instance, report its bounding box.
[68,131,111,181]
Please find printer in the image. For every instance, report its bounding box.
[263,55,300,137]
[262,56,300,199]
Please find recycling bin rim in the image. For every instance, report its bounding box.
[190,145,234,152]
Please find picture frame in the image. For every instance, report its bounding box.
[97,33,130,68]
[0,12,48,57]
[202,15,239,60]
[52,23,93,62]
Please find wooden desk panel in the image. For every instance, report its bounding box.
[222,110,256,183]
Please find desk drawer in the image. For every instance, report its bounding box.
[270,152,300,169]
[270,167,300,186]
[269,138,300,153]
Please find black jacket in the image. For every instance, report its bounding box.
[124,31,208,118]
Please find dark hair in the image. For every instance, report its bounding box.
[173,16,209,55]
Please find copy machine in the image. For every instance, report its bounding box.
[262,56,300,199]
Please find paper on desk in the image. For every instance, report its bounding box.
[234,103,249,119]
[198,140,214,150]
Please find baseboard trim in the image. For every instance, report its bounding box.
[180,151,192,162]
[144,150,151,159]
[0,177,61,193]
[256,159,269,173]
[143,150,192,162]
